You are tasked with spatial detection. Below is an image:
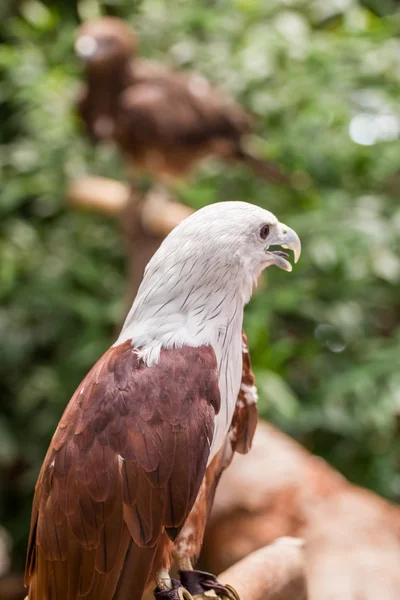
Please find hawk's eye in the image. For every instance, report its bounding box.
[260,224,270,240]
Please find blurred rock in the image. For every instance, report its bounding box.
[202,421,400,599]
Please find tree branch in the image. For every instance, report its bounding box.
[67,176,192,236]
[217,538,306,600]
[67,176,131,216]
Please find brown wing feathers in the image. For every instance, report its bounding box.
[25,341,219,599]
[230,330,258,455]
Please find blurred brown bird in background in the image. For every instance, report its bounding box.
[75,16,293,186]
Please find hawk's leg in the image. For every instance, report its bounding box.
[179,569,239,600]
[154,571,194,600]
[155,569,174,590]
[174,480,239,600]
[153,541,191,600]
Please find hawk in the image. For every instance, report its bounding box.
[75,17,292,186]
[25,202,301,599]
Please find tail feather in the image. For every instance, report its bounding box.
[26,528,164,600]
[235,147,294,187]
[114,539,160,600]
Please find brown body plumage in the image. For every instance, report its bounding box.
[25,333,257,599]
[76,17,291,184]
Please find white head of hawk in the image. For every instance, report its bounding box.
[117,201,301,459]
[25,200,301,600]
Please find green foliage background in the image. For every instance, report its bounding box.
[1,0,400,568]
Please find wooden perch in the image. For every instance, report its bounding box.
[218,537,306,600]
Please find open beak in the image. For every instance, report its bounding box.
[266,223,301,272]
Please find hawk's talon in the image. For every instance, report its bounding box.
[223,584,241,600]
[154,578,194,600]
[179,570,240,600]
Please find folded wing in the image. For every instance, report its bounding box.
[25,341,220,599]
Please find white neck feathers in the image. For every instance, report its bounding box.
[115,248,254,366]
